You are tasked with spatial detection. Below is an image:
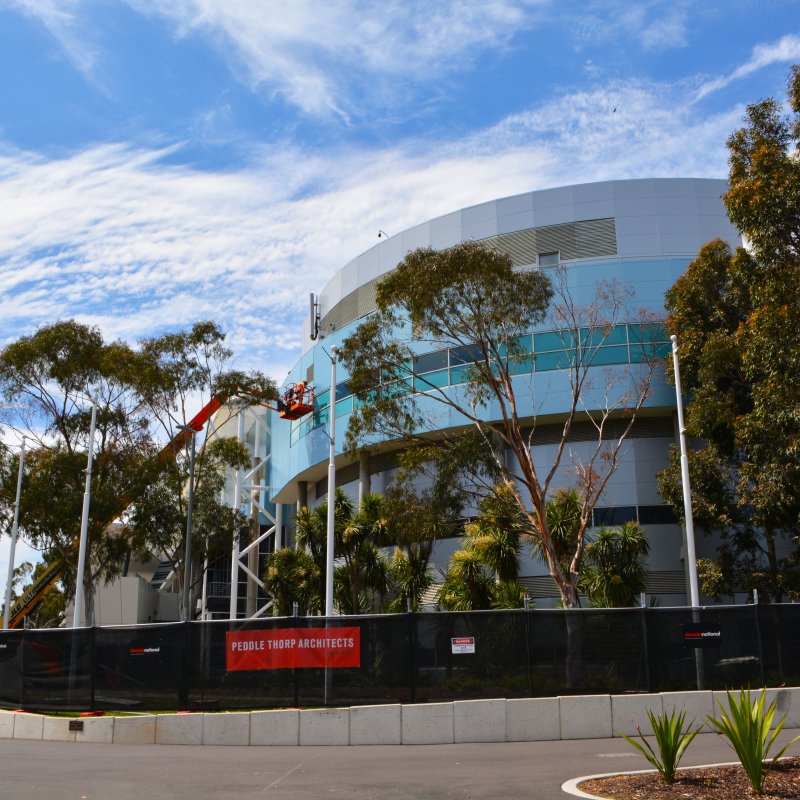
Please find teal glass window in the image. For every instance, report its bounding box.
[534,330,575,352]
[534,350,572,371]
[628,323,668,344]
[449,364,475,384]
[630,342,670,361]
[313,404,330,428]
[578,324,628,347]
[414,369,449,391]
[509,355,535,375]
[314,389,329,409]
[586,345,630,366]
[335,397,353,417]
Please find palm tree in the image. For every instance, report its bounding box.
[263,547,321,616]
[268,489,389,615]
[338,492,390,613]
[387,546,434,612]
[580,521,650,607]
[439,549,495,610]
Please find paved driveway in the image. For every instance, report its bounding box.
[1,732,798,799]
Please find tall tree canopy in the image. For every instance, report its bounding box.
[341,240,659,609]
[0,319,275,624]
[659,66,800,601]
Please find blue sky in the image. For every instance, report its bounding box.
[1,0,798,379]
[0,0,798,587]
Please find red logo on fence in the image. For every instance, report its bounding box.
[225,627,361,671]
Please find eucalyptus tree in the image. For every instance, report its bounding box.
[341,241,659,611]
[658,66,800,601]
[0,321,154,624]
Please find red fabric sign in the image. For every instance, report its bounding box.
[226,627,361,671]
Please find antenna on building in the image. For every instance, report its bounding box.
[309,292,320,340]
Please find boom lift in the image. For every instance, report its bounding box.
[0,383,315,629]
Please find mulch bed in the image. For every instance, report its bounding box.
[578,756,800,799]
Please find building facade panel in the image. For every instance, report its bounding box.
[269,178,739,603]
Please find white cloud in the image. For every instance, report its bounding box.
[124,0,547,118]
[570,1,690,53]
[0,76,739,378]
[696,33,800,101]
[8,0,99,79]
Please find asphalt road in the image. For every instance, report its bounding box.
[0,732,798,800]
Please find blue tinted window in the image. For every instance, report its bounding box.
[450,343,483,365]
[335,381,351,401]
[414,350,448,373]
[592,506,637,526]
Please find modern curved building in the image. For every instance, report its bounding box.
[267,178,741,605]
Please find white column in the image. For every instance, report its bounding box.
[2,439,25,630]
[230,412,246,619]
[74,403,97,628]
[671,335,700,608]
[325,346,338,617]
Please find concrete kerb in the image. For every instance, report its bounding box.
[4,687,798,747]
[349,704,401,745]
[0,710,16,739]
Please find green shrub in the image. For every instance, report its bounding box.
[623,707,702,784]
[707,688,800,795]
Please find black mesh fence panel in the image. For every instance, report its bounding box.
[18,628,93,711]
[93,622,186,711]
[0,604,798,712]
[0,630,24,708]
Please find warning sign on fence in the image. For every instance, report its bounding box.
[226,627,361,671]
[451,636,476,654]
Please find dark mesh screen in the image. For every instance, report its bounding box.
[0,605,797,712]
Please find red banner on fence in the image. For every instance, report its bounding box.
[225,627,361,671]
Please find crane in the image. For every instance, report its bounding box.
[0,383,315,629]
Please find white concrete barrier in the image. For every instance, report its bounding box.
[506,697,560,741]
[349,704,401,745]
[299,708,349,746]
[251,709,299,746]
[0,711,16,739]
[42,716,75,742]
[454,699,506,743]
[113,715,157,745]
[5,683,799,747]
[611,693,664,737]
[13,712,44,740]
[202,712,251,746]
[661,690,714,726]
[156,712,203,745]
[560,695,612,740]
[401,702,453,745]
[76,716,114,744]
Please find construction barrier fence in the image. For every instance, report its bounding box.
[0,604,798,712]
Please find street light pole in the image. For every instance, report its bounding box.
[178,426,197,623]
[3,439,26,630]
[670,335,700,608]
[74,402,97,628]
[325,346,338,618]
